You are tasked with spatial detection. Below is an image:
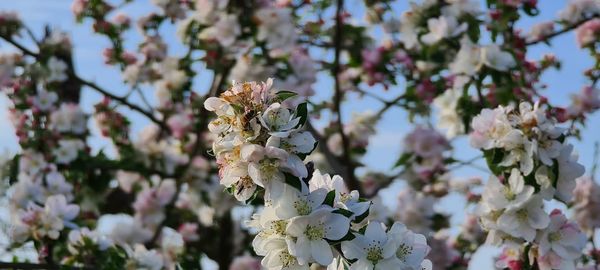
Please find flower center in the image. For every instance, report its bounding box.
[516,209,528,222]
[259,220,288,239]
[396,243,413,261]
[293,199,311,216]
[280,140,293,152]
[366,243,384,263]
[489,210,503,221]
[503,186,516,201]
[272,220,287,235]
[340,193,351,203]
[304,224,325,240]
[278,250,296,267]
[260,159,279,178]
[548,232,561,242]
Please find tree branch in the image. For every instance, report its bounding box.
[0,33,167,130]
[374,94,406,119]
[331,0,362,193]
[0,262,85,270]
[0,34,38,57]
[526,15,599,46]
[72,75,167,130]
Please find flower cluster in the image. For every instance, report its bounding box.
[572,176,600,231]
[472,101,587,269]
[395,126,451,194]
[206,79,432,269]
[2,31,84,246]
[0,26,199,269]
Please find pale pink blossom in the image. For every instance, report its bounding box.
[178,222,199,242]
[576,18,600,47]
[71,0,87,17]
[527,21,554,42]
[404,126,449,159]
[167,112,192,139]
[572,176,600,230]
[229,255,262,270]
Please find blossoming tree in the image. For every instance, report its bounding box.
[0,0,599,269]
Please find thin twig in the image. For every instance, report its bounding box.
[73,75,166,129]
[375,94,406,119]
[448,156,488,173]
[135,87,153,111]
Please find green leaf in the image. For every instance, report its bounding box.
[332,208,354,218]
[431,213,450,231]
[353,205,371,224]
[284,173,303,191]
[297,141,318,160]
[8,154,20,185]
[484,148,505,175]
[324,190,336,207]
[551,159,560,187]
[275,91,298,102]
[330,230,355,243]
[245,189,263,205]
[393,153,413,168]
[522,5,539,16]
[295,102,308,127]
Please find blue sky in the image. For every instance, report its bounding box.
[0,0,598,269]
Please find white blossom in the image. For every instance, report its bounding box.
[50,103,87,134]
[52,139,84,164]
[32,88,58,112]
[496,195,549,242]
[129,244,164,270]
[421,15,467,45]
[46,57,68,82]
[480,45,516,71]
[198,13,241,47]
[260,103,301,137]
[286,208,350,265]
[481,169,534,211]
[255,7,297,55]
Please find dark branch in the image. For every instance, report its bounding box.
[0,34,38,57]
[331,0,362,193]
[72,75,167,130]
[0,262,86,270]
[526,15,599,46]
[375,94,406,119]
[0,33,167,130]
